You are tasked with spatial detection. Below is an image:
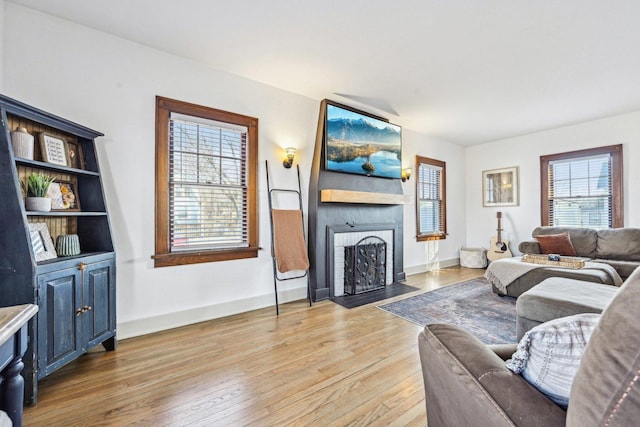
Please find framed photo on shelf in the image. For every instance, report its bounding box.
[65,140,84,169]
[482,166,519,207]
[39,132,70,166]
[28,222,57,262]
[46,180,81,211]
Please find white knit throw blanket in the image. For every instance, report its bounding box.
[485,257,623,293]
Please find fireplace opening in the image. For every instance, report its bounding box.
[344,236,387,295]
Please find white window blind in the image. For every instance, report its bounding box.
[548,153,612,228]
[417,160,445,237]
[169,113,248,252]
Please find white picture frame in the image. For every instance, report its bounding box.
[482,166,519,207]
[40,133,69,166]
[28,222,57,261]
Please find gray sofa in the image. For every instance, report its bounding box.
[490,226,640,297]
[418,267,640,426]
[519,226,640,279]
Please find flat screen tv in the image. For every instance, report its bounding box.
[324,101,402,179]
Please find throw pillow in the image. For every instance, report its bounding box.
[505,313,600,408]
[536,232,577,256]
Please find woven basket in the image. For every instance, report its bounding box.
[460,247,488,268]
[521,253,585,269]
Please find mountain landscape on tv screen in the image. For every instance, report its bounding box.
[327,118,400,144]
[325,115,401,179]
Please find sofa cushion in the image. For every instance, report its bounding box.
[591,259,640,280]
[495,266,613,298]
[533,227,597,258]
[506,313,600,408]
[595,228,640,261]
[535,232,577,256]
[516,277,617,325]
[518,240,542,254]
[567,268,640,426]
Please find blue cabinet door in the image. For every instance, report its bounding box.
[84,258,116,349]
[35,255,116,380]
[36,267,83,379]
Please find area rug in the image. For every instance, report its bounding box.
[377,277,517,344]
[332,282,420,309]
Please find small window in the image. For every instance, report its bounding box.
[416,155,447,241]
[540,145,623,228]
[154,97,259,267]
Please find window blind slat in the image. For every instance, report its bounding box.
[548,153,612,228]
[417,161,445,236]
[169,116,249,251]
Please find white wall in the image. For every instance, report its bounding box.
[3,4,320,338]
[402,128,467,274]
[2,3,465,337]
[465,112,640,254]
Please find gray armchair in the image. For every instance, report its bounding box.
[418,267,640,426]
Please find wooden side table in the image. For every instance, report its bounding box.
[0,304,38,427]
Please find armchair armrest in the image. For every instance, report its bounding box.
[519,240,541,254]
[488,343,518,361]
[418,324,566,427]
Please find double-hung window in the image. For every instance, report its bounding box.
[540,144,623,228]
[416,155,447,241]
[154,97,258,267]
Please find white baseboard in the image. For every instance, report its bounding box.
[404,257,460,276]
[117,286,307,340]
[119,258,461,340]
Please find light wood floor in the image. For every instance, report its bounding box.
[24,266,484,427]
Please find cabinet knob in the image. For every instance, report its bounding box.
[77,262,87,271]
[83,306,92,312]
[76,308,83,316]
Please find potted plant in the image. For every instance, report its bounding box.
[22,173,55,212]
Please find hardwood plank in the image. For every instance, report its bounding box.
[24,266,484,426]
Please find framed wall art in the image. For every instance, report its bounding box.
[39,132,70,166]
[46,180,81,211]
[28,222,57,261]
[482,166,519,207]
[65,140,84,169]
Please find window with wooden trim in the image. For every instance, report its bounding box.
[416,155,447,241]
[540,144,623,228]
[154,96,259,267]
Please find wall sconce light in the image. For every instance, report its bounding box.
[283,147,296,168]
[402,168,412,182]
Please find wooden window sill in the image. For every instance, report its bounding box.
[152,247,260,267]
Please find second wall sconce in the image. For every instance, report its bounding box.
[283,147,296,168]
[402,167,412,182]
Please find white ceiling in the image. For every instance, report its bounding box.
[8,0,640,145]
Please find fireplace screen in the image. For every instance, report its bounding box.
[344,236,386,295]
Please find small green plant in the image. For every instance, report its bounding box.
[21,173,55,197]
